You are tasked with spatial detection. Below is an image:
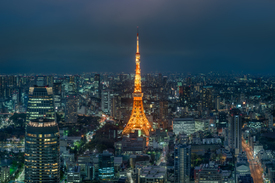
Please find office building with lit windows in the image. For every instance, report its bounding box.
[25,118,60,182]
[98,150,114,181]
[26,86,55,123]
[173,118,195,136]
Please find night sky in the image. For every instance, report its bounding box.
[1,0,275,74]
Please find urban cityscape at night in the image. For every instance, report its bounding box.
[1,0,275,183]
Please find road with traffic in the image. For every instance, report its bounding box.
[242,139,263,183]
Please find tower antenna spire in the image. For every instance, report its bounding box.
[136,26,139,53]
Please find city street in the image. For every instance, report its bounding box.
[157,145,167,166]
[242,139,263,183]
[15,167,24,182]
[127,170,134,183]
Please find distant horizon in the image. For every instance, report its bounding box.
[1,71,275,77]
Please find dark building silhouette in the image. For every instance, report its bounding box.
[65,95,78,123]
[179,86,191,108]
[228,108,242,155]
[202,86,213,110]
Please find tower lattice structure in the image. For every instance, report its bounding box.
[122,29,152,136]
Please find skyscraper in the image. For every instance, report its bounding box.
[202,86,213,110]
[159,100,168,120]
[6,75,15,98]
[53,83,62,111]
[46,75,54,87]
[122,28,152,136]
[101,89,112,115]
[25,118,60,182]
[68,76,76,95]
[26,86,55,123]
[94,74,101,98]
[0,76,6,99]
[174,144,191,183]
[228,108,242,155]
[36,76,45,87]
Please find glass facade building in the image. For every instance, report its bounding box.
[98,150,114,181]
[26,86,55,123]
[25,118,60,183]
[174,144,191,183]
[228,108,242,155]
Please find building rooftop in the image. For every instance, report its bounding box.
[139,166,166,179]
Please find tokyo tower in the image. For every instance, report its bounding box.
[122,28,152,136]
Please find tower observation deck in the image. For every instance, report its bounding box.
[122,28,152,136]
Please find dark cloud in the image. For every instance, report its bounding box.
[1,0,275,74]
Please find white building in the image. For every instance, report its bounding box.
[173,118,195,136]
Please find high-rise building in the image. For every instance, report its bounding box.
[101,89,112,115]
[26,86,55,123]
[53,83,62,111]
[174,144,191,183]
[65,95,78,123]
[25,118,60,182]
[46,75,54,86]
[98,150,114,181]
[202,86,213,110]
[122,28,152,136]
[159,100,168,120]
[6,75,15,98]
[8,75,15,87]
[111,94,120,119]
[36,76,45,86]
[228,108,242,155]
[179,86,191,108]
[53,83,62,95]
[94,74,101,98]
[68,76,76,95]
[0,76,6,99]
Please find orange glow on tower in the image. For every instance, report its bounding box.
[122,28,152,136]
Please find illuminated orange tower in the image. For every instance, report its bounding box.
[122,28,152,136]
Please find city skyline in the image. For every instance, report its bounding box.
[2,1,275,183]
[1,0,275,74]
